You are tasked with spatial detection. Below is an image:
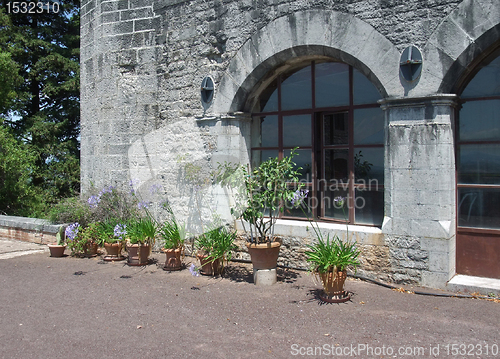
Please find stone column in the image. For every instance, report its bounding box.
[380,95,458,288]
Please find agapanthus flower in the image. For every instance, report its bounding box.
[137,201,150,209]
[291,189,309,207]
[334,196,345,208]
[87,195,101,208]
[114,224,127,240]
[189,263,200,277]
[150,184,162,195]
[65,223,80,241]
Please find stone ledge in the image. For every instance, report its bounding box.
[447,274,500,296]
[0,215,61,234]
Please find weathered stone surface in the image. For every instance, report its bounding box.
[80,0,499,289]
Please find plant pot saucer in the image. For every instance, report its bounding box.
[163,264,182,271]
[319,290,351,303]
[103,255,126,262]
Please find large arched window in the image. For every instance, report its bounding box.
[456,51,500,278]
[251,60,384,226]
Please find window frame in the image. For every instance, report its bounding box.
[251,60,384,226]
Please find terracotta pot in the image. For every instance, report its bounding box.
[319,269,347,296]
[126,244,151,266]
[197,254,223,276]
[83,241,99,257]
[246,242,281,270]
[104,242,125,261]
[163,248,182,271]
[48,244,66,257]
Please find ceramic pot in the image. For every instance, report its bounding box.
[197,254,223,276]
[104,242,125,261]
[163,248,182,271]
[126,244,151,266]
[318,269,350,303]
[48,244,66,257]
[83,241,99,257]
[246,241,281,270]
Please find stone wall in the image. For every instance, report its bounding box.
[0,216,62,245]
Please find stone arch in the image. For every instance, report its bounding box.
[212,10,401,114]
[422,0,500,94]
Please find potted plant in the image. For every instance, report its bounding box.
[195,225,237,276]
[293,192,360,302]
[217,148,303,285]
[159,205,187,271]
[126,217,156,266]
[305,234,360,303]
[95,220,126,261]
[48,226,66,257]
[66,222,100,257]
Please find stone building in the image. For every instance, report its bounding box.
[80,0,500,291]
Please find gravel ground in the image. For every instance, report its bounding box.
[1,249,499,359]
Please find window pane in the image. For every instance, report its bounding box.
[324,112,348,145]
[354,189,384,226]
[353,68,381,105]
[354,148,384,185]
[281,65,312,111]
[283,114,312,147]
[251,150,279,169]
[257,78,279,112]
[458,144,500,185]
[251,115,278,147]
[458,188,500,229]
[284,148,312,181]
[459,100,500,142]
[324,149,348,182]
[462,56,500,98]
[315,62,349,108]
[354,108,384,145]
[323,188,348,221]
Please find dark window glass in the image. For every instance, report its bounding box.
[354,189,384,226]
[353,68,381,105]
[251,150,279,169]
[283,114,312,147]
[354,148,384,185]
[354,108,385,145]
[252,115,278,147]
[458,188,500,229]
[258,78,279,112]
[461,56,500,99]
[323,188,348,221]
[458,144,500,185]
[315,62,349,108]
[459,100,500,142]
[284,148,312,181]
[281,65,312,110]
[324,149,348,182]
[324,112,349,145]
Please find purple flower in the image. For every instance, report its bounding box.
[150,184,162,195]
[87,195,100,208]
[114,224,127,240]
[137,201,150,209]
[189,263,200,277]
[291,189,309,207]
[334,196,345,208]
[65,223,80,241]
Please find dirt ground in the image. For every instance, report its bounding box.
[1,249,499,358]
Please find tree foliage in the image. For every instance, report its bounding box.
[0,2,80,215]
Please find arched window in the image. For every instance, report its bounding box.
[251,60,384,226]
[458,53,500,230]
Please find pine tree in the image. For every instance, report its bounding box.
[0,2,80,213]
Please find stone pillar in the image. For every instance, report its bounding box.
[380,95,458,288]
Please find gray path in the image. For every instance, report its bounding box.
[0,240,499,358]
